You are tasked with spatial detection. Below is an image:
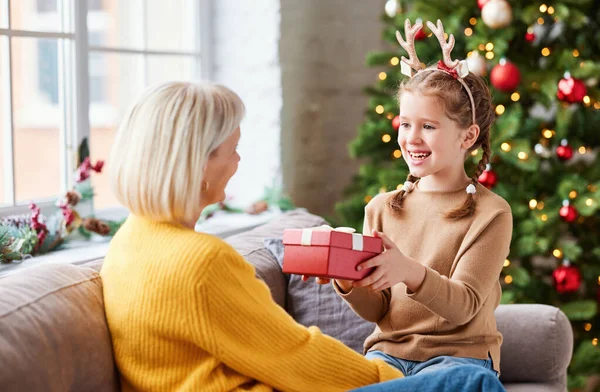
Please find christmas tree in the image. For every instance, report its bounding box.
[334,0,600,387]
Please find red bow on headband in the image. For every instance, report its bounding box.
[437,60,458,79]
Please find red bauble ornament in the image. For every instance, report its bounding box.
[557,73,587,103]
[556,145,573,160]
[525,32,535,42]
[490,59,521,92]
[478,168,498,189]
[392,115,401,130]
[478,0,490,9]
[415,27,427,40]
[556,140,573,161]
[552,262,582,294]
[559,201,578,223]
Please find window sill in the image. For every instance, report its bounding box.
[0,209,280,278]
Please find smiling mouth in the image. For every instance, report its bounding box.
[408,151,432,160]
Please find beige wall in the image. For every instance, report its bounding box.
[280,0,386,217]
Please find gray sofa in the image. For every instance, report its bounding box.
[0,210,573,391]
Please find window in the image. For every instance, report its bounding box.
[0,0,206,214]
[36,0,56,13]
[37,39,58,104]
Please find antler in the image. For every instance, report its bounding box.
[426,19,459,68]
[396,19,424,73]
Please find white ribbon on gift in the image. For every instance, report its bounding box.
[300,225,364,251]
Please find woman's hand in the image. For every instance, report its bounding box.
[301,276,354,293]
[352,230,426,292]
[301,275,331,284]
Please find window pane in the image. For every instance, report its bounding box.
[0,36,9,205]
[87,0,143,50]
[146,0,198,52]
[10,0,72,33]
[1,0,8,28]
[147,55,196,86]
[11,37,62,202]
[90,53,144,209]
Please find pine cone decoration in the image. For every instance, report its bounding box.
[65,191,81,206]
[82,218,111,236]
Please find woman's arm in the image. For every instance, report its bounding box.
[192,248,402,392]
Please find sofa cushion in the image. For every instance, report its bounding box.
[227,209,376,353]
[0,263,119,392]
[75,257,104,271]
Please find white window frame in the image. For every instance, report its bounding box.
[0,0,212,218]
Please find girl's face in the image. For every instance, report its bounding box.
[201,127,241,207]
[398,91,476,182]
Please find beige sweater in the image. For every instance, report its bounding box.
[335,182,512,373]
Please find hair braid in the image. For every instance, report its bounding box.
[445,137,492,219]
[388,173,419,213]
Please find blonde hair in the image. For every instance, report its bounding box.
[389,69,495,219]
[110,81,245,225]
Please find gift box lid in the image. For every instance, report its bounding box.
[282,228,382,253]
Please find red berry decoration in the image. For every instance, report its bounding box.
[392,115,401,130]
[477,0,490,9]
[557,72,587,103]
[552,261,582,294]
[477,164,497,189]
[556,139,573,161]
[559,200,578,223]
[490,58,521,92]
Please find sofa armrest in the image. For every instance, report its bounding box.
[496,304,572,388]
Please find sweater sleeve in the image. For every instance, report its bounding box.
[407,211,513,326]
[332,202,391,323]
[192,248,403,392]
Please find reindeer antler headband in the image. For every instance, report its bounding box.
[396,19,476,125]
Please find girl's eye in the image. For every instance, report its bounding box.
[424,124,436,130]
[400,122,410,128]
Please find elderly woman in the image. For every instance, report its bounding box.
[100,81,505,392]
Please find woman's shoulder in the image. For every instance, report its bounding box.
[180,230,242,261]
[109,216,241,267]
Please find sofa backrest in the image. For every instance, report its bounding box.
[0,263,119,392]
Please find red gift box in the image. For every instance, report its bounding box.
[282,227,383,280]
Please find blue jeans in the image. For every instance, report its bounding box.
[351,363,506,392]
[365,350,497,377]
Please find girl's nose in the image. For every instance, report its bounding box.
[406,129,422,144]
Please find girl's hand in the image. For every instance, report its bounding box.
[352,230,425,292]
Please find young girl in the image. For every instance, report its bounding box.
[332,19,513,378]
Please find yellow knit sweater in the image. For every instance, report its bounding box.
[101,215,402,392]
